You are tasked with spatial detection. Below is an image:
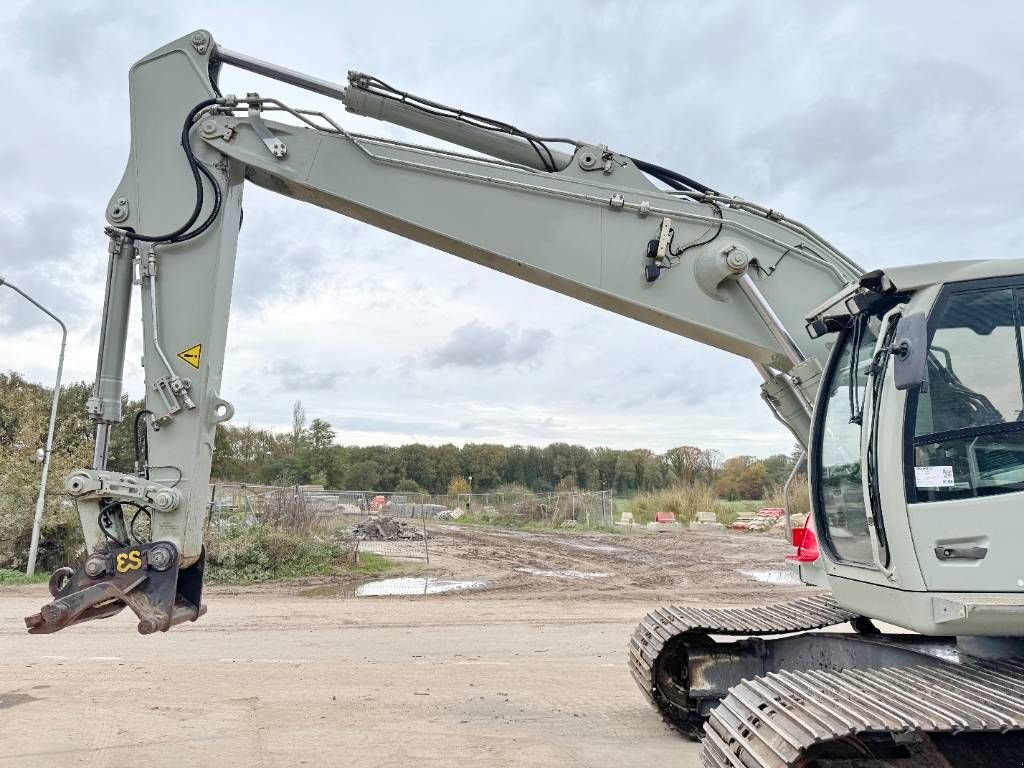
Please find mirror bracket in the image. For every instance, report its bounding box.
[892,313,929,391]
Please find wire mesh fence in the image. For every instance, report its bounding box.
[208,484,432,562]
[431,489,614,528]
[211,484,612,526]
[206,484,614,565]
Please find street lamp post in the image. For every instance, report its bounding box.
[0,276,68,576]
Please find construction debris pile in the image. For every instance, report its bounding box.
[351,516,428,540]
[731,507,786,533]
[434,509,466,521]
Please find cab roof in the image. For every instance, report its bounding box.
[875,259,1024,291]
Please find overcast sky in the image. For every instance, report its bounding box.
[2,1,1022,456]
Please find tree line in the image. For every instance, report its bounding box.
[1,375,800,502]
[214,401,799,497]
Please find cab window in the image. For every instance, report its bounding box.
[910,284,1024,502]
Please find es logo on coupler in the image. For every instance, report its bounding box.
[115,549,142,573]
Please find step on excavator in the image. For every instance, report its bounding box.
[24,30,1024,766]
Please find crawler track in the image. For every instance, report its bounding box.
[703,657,1024,767]
[628,595,856,735]
[629,596,1024,766]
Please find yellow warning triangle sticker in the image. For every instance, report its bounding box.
[177,343,202,370]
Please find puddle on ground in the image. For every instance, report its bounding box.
[357,577,486,596]
[739,569,802,585]
[302,577,487,598]
[516,567,612,580]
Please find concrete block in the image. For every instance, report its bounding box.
[689,520,725,532]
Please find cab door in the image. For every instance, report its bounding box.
[905,279,1024,592]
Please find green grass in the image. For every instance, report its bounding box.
[452,513,619,534]
[0,568,49,586]
[616,489,772,527]
[714,499,766,527]
[352,551,394,574]
[454,513,548,530]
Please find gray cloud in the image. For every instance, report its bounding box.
[13,1,166,80]
[747,59,1007,197]
[264,360,346,392]
[427,322,552,369]
[0,201,99,333]
[333,414,461,436]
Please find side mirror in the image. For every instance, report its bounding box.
[892,312,928,391]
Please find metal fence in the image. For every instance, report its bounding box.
[432,489,614,528]
[206,484,614,564]
[210,484,614,526]
[208,483,432,562]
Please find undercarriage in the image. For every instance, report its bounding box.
[628,596,1024,766]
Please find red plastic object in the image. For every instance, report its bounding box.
[654,511,677,523]
[785,515,819,563]
[370,494,388,511]
[758,507,785,520]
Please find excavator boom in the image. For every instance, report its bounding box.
[29,30,861,619]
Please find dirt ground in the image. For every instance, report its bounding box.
[0,525,811,768]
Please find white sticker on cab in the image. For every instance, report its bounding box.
[915,465,955,488]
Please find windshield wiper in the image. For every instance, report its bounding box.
[848,315,866,425]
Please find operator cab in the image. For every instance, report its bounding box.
[806,259,1024,635]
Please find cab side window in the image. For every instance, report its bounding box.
[911,285,1024,502]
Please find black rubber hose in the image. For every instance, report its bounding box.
[129,98,220,243]
[176,158,223,242]
[631,158,715,195]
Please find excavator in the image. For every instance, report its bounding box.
[23,30,1024,766]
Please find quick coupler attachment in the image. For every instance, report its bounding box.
[24,541,207,635]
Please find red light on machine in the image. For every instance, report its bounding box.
[785,516,819,563]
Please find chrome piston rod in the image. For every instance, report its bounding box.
[213,46,572,172]
[214,46,347,99]
[736,273,807,367]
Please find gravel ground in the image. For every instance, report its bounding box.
[0,524,812,768]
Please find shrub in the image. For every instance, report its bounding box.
[257,489,321,533]
[763,475,811,519]
[205,523,347,583]
[447,476,471,495]
[628,483,729,525]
